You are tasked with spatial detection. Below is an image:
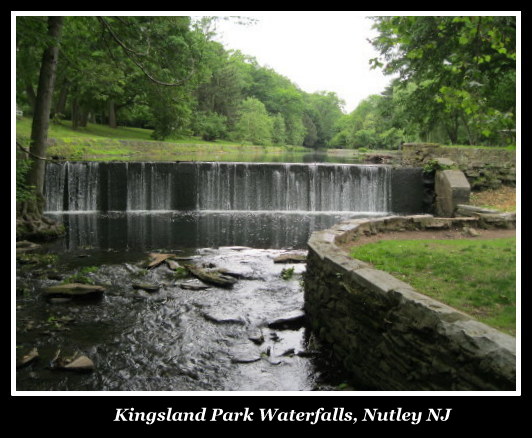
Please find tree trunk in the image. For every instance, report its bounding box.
[71,98,80,129]
[26,16,63,199]
[444,115,459,144]
[108,99,117,128]
[18,16,65,241]
[461,113,476,145]
[79,106,89,127]
[25,83,36,113]
[53,80,69,118]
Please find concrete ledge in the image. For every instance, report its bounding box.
[304,214,516,391]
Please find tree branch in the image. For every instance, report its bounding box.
[97,16,196,87]
[17,142,61,162]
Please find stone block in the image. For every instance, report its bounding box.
[348,268,413,299]
[433,157,456,167]
[455,204,499,217]
[435,169,471,217]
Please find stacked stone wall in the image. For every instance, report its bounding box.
[401,143,516,190]
[304,214,516,391]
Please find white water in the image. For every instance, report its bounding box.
[44,162,393,214]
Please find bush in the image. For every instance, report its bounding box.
[16,158,36,203]
[192,111,227,141]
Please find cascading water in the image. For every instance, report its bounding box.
[44,161,393,214]
[44,161,100,212]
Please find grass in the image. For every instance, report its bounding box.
[351,237,516,336]
[16,117,312,161]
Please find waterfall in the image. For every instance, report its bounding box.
[44,162,99,212]
[44,161,401,214]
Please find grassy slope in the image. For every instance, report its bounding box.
[15,117,311,161]
[351,238,516,335]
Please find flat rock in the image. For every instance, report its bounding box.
[62,355,95,372]
[147,253,176,269]
[17,347,39,369]
[273,253,307,264]
[216,267,257,280]
[230,355,261,364]
[178,280,210,291]
[268,310,307,330]
[48,297,73,304]
[185,264,237,288]
[132,282,160,292]
[174,255,201,261]
[201,310,246,325]
[43,283,105,299]
[16,241,42,253]
[165,259,181,270]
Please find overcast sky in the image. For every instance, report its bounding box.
[207,12,395,113]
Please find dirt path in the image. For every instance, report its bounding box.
[337,227,516,253]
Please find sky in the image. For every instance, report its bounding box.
[208,12,395,114]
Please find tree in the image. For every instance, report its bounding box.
[191,111,227,141]
[17,16,65,240]
[195,45,253,131]
[329,94,406,150]
[271,113,287,145]
[230,97,273,145]
[304,91,344,147]
[369,16,516,145]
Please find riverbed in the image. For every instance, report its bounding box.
[16,213,362,392]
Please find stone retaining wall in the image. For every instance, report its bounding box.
[402,143,516,190]
[304,214,516,391]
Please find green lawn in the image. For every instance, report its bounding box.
[16,117,311,161]
[351,237,516,336]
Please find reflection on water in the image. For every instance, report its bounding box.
[47,211,387,252]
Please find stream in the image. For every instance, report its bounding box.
[16,212,364,392]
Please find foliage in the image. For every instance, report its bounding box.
[369,16,516,146]
[271,113,287,145]
[230,97,273,145]
[422,159,456,174]
[280,266,295,280]
[16,157,36,203]
[63,266,99,284]
[191,111,228,141]
[331,94,406,149]
[16,16,348,149]
[173,267,189,279]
